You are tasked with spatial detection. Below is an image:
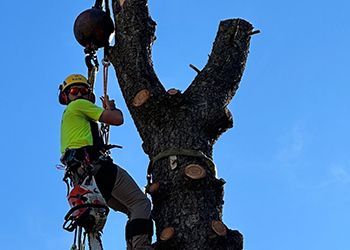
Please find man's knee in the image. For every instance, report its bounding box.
[130,195,152,220]
[126,218,153,249]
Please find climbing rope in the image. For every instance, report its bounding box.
[100,53,111,146]
[83,0,113,148]
[82,17,112,148]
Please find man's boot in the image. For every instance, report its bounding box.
[126,218,153,250]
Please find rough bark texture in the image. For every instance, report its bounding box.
[110,0,253,249]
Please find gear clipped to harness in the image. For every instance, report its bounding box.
[60,146,110,249]
[63,175,109,233]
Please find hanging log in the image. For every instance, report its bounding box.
[74,8,114,49]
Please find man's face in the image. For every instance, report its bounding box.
[67,85,90,102]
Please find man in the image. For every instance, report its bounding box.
[59,73,153,250]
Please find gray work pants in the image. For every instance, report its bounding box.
[94,160,151,221]
[107,166,151,220]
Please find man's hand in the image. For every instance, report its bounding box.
[100,95,116,110]
[99,95,124,126]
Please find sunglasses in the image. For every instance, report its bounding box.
[68,86,90,96]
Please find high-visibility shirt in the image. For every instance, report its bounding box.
[60,99,104,154]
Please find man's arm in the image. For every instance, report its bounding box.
[98,96,124,125]
[99,109,124,125]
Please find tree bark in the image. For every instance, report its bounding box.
[110,1,254,249]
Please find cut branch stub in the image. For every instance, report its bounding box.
[248,29,261,36]
[184,164,206,180]
[167,88,180,95]
[119,0,126,7]
[146,182,160,194]
[132,89,150,107]
[189,64,201,74]
[160,227,175,241]
[211,220,227,236]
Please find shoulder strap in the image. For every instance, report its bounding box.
[89,121,105,149]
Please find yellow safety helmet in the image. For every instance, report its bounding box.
[60,74,90,92]
[58,74,95,105]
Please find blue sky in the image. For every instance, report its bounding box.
[0,0,349,249]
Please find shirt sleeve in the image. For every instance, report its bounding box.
[70,99,104,121]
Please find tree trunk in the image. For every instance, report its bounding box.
[109,1,254,249]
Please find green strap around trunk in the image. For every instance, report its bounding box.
[148,148,216,175]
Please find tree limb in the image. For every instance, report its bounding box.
[109,0,166,141]
[110,0,165,108]
[184,19,253,111]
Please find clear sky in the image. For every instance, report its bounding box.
[0,0,349,249]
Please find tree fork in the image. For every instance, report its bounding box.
[110,0,254,249]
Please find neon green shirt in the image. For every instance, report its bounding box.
[60,99,104,154]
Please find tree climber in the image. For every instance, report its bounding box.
[59,73,153,250]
